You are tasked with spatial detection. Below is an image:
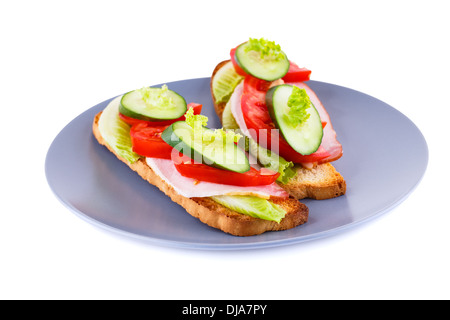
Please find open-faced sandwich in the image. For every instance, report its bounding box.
[93,85,308,236]
[92,37,346,237]
[211,38,346,200]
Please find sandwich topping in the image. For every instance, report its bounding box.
[98,85,289,222]
[146,157,288,200]
[286,86,313,127]
[119,85,187,122]
[216,37,343,168]
[233,38,290,81]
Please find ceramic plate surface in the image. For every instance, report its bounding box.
[45,78,428,250]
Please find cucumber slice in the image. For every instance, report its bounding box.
[247,138,297,184]
[212,61,244,104]
[235,41,290,81]
[161,121,250,173]
[119,86,187,121]
[266,85,323,155]
[98,96,141,164]
[211,195,286,223]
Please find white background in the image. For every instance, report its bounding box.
[1,0,449,300]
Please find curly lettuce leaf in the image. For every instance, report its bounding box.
[138,84,175,109]
[245,37,284,61]
[184,108,242,146]
[287,86,312,127]
[98,96,140,164]
[184,107,208,131]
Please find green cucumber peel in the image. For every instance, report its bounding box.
[119,85,187,121]
[266,85,323,155]
[235,38,290,81]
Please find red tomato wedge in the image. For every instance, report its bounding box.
[129,123,174,159]
[240,76,331,163]
[174,159,280,187]
[282,62,311,82]
[120,103,202,126]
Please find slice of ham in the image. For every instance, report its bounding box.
[230,83,250,137]
[230,81,343,165]
[146,158,289,199]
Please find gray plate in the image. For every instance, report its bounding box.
[45,78,428,250]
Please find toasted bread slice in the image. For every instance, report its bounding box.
[92,112,308,236]
[210,60,346,200]
[284,163,347,200]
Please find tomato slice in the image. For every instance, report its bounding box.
[120,103,202,126]
[174,159,280,186]
[129,123,174,159]
[240,76,330,163]
[243,75,272,100]
[230,46,248,77]
[282,62,311,82]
